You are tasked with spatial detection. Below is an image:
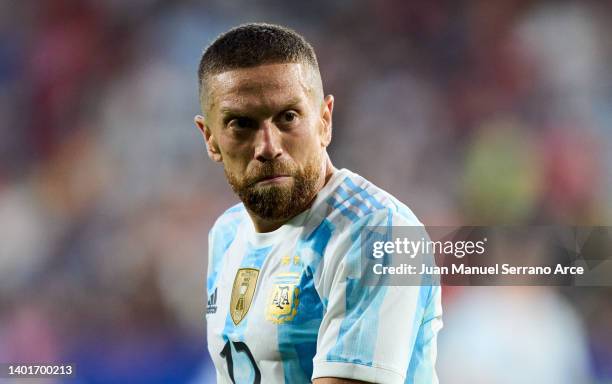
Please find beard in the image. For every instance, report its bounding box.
[224,154,323,221]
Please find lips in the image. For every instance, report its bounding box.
[254,175,290,184]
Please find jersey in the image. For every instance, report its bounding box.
[205,168,442,383]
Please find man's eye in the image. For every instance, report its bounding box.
[280,111,298,123]
[229,117,254,129]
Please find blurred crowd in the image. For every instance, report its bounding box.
[0,1,610,383]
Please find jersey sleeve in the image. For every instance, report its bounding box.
[206,204,244,298]
[312,209,442,384]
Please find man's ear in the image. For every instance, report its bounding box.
[194,115,223,162]
[320,94,334,147]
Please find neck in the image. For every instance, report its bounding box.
[249,157,336,233]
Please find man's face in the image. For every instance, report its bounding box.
[196,63,333,221]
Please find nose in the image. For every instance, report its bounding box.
[254,121,283,162]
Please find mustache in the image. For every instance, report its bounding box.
[244,161,296,186]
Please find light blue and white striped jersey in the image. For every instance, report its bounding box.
[206,168,442,383]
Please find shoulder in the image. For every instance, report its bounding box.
[208,202,247,246]
[309,170,427,302]
[307,169,423,267]
[213,202,247,227]
[323,169,422,231]
[206,203,247,292]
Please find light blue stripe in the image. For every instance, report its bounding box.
[335,184,373,216]
[326,196,360,223]
[326,278,387,366]
[361,209,396,286]
[275,219,334,383]
[296,218,334,284]
[226,203,245,213]
[404,225,439,383]
[404,285,433,383]
[207,216,242,293]
[277,273,323,383]
[343,177,385,210]
[326,210,393,365]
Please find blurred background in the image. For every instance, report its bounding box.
[0,0,610,383]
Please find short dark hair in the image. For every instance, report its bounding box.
[198,23,320,104]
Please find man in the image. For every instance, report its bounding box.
[195,23,442,384]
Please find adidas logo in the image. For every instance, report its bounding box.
[207,287,218,314]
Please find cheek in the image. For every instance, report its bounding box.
[218,135,252,169]
[283,124,322,161]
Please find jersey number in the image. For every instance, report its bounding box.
[220,340,261,383]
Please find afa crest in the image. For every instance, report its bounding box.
[230,268,260,325]
[266,273,300,324]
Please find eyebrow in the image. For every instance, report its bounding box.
[218,97,303,117]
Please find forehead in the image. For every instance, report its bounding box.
[207,63,313,114]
